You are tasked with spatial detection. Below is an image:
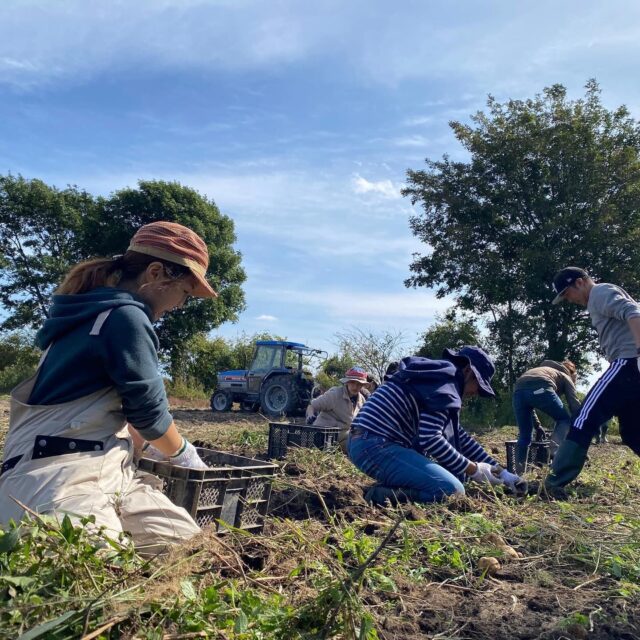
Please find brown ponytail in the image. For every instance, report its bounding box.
[56,258,121,294]
[56,251,190,295]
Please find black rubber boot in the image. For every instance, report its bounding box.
[550,420,571,458]
[551,420,571,446]
[545,439,589,493]
[515,444,529,475]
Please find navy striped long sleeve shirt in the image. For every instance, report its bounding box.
[352,379,497,479]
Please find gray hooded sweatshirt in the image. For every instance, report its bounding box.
[587,283,640,361]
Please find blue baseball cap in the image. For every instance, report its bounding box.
[552,267,588,304]
[442,346,496,398]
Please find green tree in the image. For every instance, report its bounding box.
[322,353,356,379]
[172,334,235,394]
[314,353,356,392]
[416,310,482,359]
[404,81,640,387]
[0,331,40,392]
[173,332,285,393]
[88,181,246,378]
[0,175,96,329]
[0,177,246,377]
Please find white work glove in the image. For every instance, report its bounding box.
[140,442,168,462]
[305,405,316,425]
[470,462,504,486]
[498,468,527,493]
[170,439,209,470]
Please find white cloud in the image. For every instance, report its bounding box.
[37,164,422,272]
[256,314,278,321]
[262,286,451,324]
[0,0,316,87]
[352,174,401,199]
[392,135,431,148]
[402,116,434,127]
[0,57,38,72]
[4,0,640,95]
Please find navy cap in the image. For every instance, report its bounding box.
[552,267,588,304]
[442,346,496,398]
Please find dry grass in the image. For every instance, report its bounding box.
[1,400,639,639]
[173,407,640,639]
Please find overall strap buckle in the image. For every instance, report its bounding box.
[0,455,22,477]
[33,435,104,460]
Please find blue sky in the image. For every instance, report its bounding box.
[1,0,639,366]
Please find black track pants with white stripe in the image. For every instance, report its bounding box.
[568,357,640,454]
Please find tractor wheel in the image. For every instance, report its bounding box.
[259,375,301,418]
[210,389,233,412]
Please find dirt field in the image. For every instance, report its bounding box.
[1,398,640,639]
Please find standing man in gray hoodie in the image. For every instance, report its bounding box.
[547,267,640,491]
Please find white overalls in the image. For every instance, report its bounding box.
[0,310,200,553]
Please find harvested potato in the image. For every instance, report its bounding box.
[483,532,522,559]
[478,556,501,576]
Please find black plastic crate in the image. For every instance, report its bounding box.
[505,440,552,473]
[137,448,277,533]
[268,422,341,459]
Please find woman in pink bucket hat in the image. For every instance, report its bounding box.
[306,366,369,452]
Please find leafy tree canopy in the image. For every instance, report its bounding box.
[173,331,288,393]
[0,331,40,392]
[404,80,640,386]
[0,176,246,376]
[313,353,357,392]
[0,175,95,329]
[416,309,482,360]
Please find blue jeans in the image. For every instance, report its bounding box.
[512,387,571,446]
[348,431,464,503]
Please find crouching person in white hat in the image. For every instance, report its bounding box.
[0,221,218,554]
[305,367,369,452]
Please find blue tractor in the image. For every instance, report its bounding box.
[210,340,327,418]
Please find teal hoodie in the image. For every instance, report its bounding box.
[29,287,173,440]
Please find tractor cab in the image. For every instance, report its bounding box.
[212,340,326,417]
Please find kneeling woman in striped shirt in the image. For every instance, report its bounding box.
[348,347,523,504]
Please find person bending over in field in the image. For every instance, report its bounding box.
[0,221,215,553]
[348,347,524,505]
[512,359,581,473]
[305,367,369,452]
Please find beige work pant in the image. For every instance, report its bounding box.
[1,362,200,554]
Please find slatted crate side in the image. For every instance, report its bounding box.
[268,422,341,459]
[505,440,552,473]
[138,447,278,534]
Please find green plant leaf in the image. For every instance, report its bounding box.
[17,610,78,640]
[0,575,37,587]
[60,515,75,542]
[0,528,21,553]
[181,579,197,601]
[358,614,376,640]
[234,609,248,633]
